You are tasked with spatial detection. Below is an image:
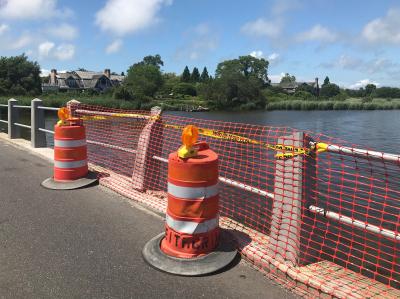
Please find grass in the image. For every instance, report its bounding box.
[1,94,400,111]
[0,93,209,111]
[266,98,400,111]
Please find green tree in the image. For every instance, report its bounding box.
[323,76,330,86]
[216,55,269,84]
[320,83,340,98]
[142,54,164,69]
[181,66,191,82]
[0,54,41,96]
[173,82,197,96]
[77,68,88,71]
[200,67,209,81]
[280,73,296,84]
[365,84,377,95]
[125,62,163,99]
[296,83,314,94]
[191,67,200,82]
[160,72,180,96]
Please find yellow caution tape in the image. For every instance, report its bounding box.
[77,112,331,160]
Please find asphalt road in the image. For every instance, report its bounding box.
[0,139,297,299]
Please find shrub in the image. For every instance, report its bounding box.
[172,82,197,96]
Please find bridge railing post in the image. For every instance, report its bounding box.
[267,132,317,267]
[31,98,46,148]
[8,98,20,139]
[132,106,163,191]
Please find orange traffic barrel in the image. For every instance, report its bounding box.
[142,129,237,276]
[41,118,97,190]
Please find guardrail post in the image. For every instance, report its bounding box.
[31,98,46,148]
[132,106,163,191]
[267,132,317,267]
[8,98,20,139]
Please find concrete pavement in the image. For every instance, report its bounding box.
[0,139,297,299]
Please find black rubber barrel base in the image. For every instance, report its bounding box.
[41,171,98,190]
[142,230,238,276]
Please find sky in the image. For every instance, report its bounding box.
[0,0,400,88]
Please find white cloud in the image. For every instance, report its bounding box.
[296,24,337,43]
[40,69,51,76]
[249,50,264,58]
[0,0,72,20]
[249,51,281,66]
[47,23,78,40]
[95,0,172,36]
[349,79,380,89]
[8,34,32,49]
[0,24,9,35]
[241,18,283,38]
[38,41,55,57]
[268,52,280,63]
[37,41,74,60]
[54,44,75,60]
[175,23,218,61]
[269,72,285,83]
[106,39,123,54]
[272,0,302,15]
[362,8,400,45]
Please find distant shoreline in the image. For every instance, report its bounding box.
[1,96,399,111]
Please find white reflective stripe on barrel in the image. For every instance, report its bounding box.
[165,214,218,234]
[54,139,86,148]
[54,159,87,169]
[167,182,219,199]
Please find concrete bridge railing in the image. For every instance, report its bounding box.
[0,98,59,148]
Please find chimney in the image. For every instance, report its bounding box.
[315,77,320,96]
[104,69,111,78]
[50,69,57,85]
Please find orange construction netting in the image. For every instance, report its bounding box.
[72,103,399,298]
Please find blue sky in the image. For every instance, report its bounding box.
[0,0,399,88]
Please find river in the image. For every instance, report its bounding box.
[167,110,400,154]
[0,109,399,154]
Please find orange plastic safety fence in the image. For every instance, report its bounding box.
[71,103,399,298]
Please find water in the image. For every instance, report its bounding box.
[166,110,400,154]
[1,108,398,154]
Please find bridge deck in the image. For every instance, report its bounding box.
[0,138,296,299]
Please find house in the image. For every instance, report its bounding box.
[42,69,125,92]
[272,78,319,94]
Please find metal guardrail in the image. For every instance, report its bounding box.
[320,143,400,164]
[14,122,31,129]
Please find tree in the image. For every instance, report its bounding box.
[280,73,296,84]
[0,54,41,96]
[200,67,209,81]
[191,67,200,82]
[181,66,191,82]
[323,76,330,86]
[121,71,125,76]
[142,54,164,69]
[173,82,197,96]
[125,62,163,99]
[365,84,376,95]
[216,55,269,84]
[296,82,314,94]
[320,83,340,97]
[77,68,88,71]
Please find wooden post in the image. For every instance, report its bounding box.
[31,98,46,148]
[132,106,163,191]
[8,99,20,139]
[268,132,317,267]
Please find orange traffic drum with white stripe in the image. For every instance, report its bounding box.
[53,123,88,181]
[161,142,220,258]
